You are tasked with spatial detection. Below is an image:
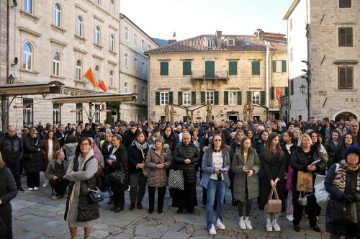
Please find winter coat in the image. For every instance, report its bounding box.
[0,166,17,216]
[231,148,260,201]
[163,134,178,156]
[45,159,69,180]
[107,144,128,192]
[63,142,78,162]
[324,163,360,236]
[123,129,139,149]
[325,140,338,166]
[145,144,172,187]
[41,139,60,170]
[173,142,200,184]
[258,151,286,209]
[80,129,95,139]
[200,146,231,189]
[127,140,149,174]
[290,145,327,205]
[0,133,23,162]
[252,139,266,156]
[23,134,44,173]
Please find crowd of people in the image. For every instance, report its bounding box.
[0,116,360,238]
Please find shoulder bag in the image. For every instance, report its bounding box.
[109,161,127,186]
[168,169,184,190]
[264,186,282,213]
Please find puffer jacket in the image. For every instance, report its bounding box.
[173,142,200,184]
[0,133,23,161]
[23,134,44,172]
[128,140,149,174]
[145,144,172,187]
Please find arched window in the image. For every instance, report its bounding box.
[95,26,100,45]
[76,16,83,36]
[109,70,114,87]
[54,3,61,27]
[110,34,114,51]
[52,52,60,76]
[23,0,32,13]
[76,60,82,80]
[22,43,32,70]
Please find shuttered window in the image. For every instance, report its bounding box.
[252,61,260,75]
[339,0,351,8]
[183,61,191,75]
[160,62,169,75]
[205,61,215,78]
[272,60,287,72]
[228,61,237,75]
[338,66,353,89]
[338,27,353,47]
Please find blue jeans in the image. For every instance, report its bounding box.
[206,179,226,230]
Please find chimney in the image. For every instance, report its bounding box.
[255,29,264,40]
[168,39,177,44]
[216,30,222,49]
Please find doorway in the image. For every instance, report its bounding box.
[335,112,357,122]
[229,115,237,122]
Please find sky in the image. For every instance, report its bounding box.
[120,0,295,41]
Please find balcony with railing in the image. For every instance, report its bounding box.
[191,71,229,84]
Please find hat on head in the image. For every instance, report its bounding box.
[343,145,360,160]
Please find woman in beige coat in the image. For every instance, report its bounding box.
[145,136,172,214]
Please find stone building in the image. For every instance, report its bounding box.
[118,14,159,122]
[5,0,120,128]
[284,0,360,122]
[146,30,288,123]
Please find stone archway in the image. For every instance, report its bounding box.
[334,111,358,122]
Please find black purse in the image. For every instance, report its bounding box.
[326,199,353,224]
[109,161,126,186]
[88,187,104,203]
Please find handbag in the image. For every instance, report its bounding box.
[264,186,282,213]
[168,169,184,190]
[109,170,126,185]
[297,171,314,192]
[88,187,104,203]
[326,199,354,224]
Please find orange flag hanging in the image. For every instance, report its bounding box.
[83,67,99,88]
[99,80,107,92]
[276,88,282,107]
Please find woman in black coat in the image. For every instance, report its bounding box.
[106,134,128,212]
[259,133,286,232]
[290,134,326,233]
[0,154,17,239]
[23,127,44,190]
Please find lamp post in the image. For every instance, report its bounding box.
[1,75,15,131]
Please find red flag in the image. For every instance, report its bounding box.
[276,88,282,107]
[83,68,99,88]
[99,80,107,92]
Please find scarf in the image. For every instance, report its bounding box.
[134,140,149,161]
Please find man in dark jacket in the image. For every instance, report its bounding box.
[81,123,96,139]
[54,124,67,147]
[0,126,24,191]
[172,132,200,213]
[123,123,139,149]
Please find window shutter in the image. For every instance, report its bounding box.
[169,91,173,104]
[205,61,215,78]
[160,62,168,75]
[191,91,196,105]
[229,61,237,75]
[247,91,252,103]
[285,87,289,96]
[155,91,160,105]
[272,61,276,72]
[282,60,287,72]
[270,87,274,99]
[183,61,191,75]
[178,91,183,105]
[260,91,265,105]
[214,91,219,105]
[224,91,228,105]
[237,91,242,105]
[252,61,260,75]
[201,91,205,103]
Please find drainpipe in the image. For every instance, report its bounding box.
[265,43,270,119]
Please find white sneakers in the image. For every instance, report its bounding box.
[34,187,39,190]
[28,188,34,191]
[216,219,226,230]
[43,182,47,188]
[266,221,273,232]
[272,220,281,232]
[209,224,216,235]
[286,215,294,222]
[239,217,252,230]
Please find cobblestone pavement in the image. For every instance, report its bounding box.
[12,175,328,239]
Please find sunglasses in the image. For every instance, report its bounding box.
[214,139,222,142]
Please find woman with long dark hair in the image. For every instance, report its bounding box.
[232,137,260,230]
[259,132,286,232]
[200,134,230,235]
[229,130,244,206]
[64,137,99,239]
[333,132,354,165]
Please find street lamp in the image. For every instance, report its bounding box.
[299,84,306,95]
[7,74,15,84]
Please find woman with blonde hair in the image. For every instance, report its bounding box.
[0,153,17,239]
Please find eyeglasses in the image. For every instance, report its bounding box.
[80,143,90,146]
[214,139,222,142]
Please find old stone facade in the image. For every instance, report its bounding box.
[118,14,159,122]
[146,30,288,123]
[285,0,360,121]
[7,0,120,128]
[0,1,9,130]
